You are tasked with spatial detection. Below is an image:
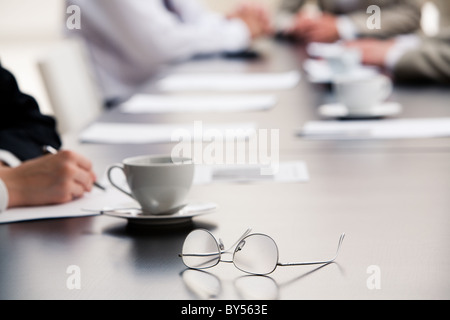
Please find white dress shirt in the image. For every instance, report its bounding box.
[0,150,21,213]
[67,0,252,101]
[0,179,8,213]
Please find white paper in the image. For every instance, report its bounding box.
[119,94,277,113]
[303,59,334,83]
[156,71,301,92]
[306,42,347,58]
[0,187,132,224]
[193,162,309,184]
[80,122,257,144]
[298,118,450,140]
[303,59,378,83]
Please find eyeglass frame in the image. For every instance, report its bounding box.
[179,228,345,276]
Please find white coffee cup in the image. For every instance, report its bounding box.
[107,155,194,215]
[333,74,393,113]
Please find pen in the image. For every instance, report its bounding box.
[42,145,106,191]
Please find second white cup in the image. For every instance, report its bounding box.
[333,74,393,113]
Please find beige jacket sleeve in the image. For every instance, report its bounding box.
[277,0,422,38]
[346,0,423,38]
[393,28,450,84]
[278,0,306,13]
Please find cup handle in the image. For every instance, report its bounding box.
[107,164,134,199]
[379,76,393,101]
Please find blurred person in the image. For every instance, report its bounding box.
[346,0,450,84]
[0,64,96,212]
[66,0,272,103]
[276,0,422,43]
[346,32,450,84]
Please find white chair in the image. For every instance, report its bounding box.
[37,38,103,134]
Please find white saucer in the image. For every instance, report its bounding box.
[318,102,402,119]
[103,202,218,226]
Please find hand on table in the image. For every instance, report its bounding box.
[0,150,96,208]
[228,2,273,39]
[286,12,340,43]
[346,38,396,67]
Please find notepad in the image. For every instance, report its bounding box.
[298,118,450,140]
[156,71,301,92]
[193,162,309,184]
[0,188,116,224]
[80,122,257,144]
[119,94,277,113]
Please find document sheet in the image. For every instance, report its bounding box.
[156,71,301,92]
[119,94,277,113]
[0,188,130,224]
[299,118,450,140]
[193,162,309,184]
[80,122,257,144]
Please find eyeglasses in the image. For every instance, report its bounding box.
[179,229,345,276]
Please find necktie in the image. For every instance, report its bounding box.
[162,0,182,20]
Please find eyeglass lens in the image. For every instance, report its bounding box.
[233,234,279,275]
[182,229,220,269]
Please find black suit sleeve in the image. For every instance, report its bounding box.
[0,63,62,161]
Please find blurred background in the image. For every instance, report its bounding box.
[0,0,280,115]
[0,0,439,115]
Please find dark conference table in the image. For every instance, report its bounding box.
[1,40,449,300]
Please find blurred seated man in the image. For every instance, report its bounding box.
[0,64,96,212]
[346,31,450,84]
[276,0,422,43]
[346,0,450,84]
[66,0,272,102]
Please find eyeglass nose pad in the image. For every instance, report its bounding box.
[236,240,246,252]
[218,238,225,251]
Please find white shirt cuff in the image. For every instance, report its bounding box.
[385,34,422,70]
[275,12,296,32]
[0,150,21,168]
[0,178,9,213]
[223,18,252,52]
[336,15,358,40]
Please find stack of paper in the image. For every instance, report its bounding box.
[156,71,301,92]
[120,94,277,113]
[298,118,450,140]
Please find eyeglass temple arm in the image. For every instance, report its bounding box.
[277,233,345,267]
